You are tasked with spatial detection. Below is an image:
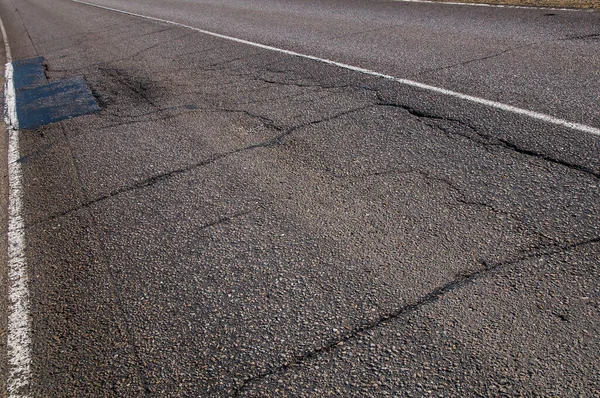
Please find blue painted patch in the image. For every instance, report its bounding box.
[15,77,100,130]
[12,56,47,90]
[11,57,99,130]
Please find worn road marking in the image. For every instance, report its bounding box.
[73,0,600,137]
[2,15,32,398]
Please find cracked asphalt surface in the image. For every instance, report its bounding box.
[1,0,599,396]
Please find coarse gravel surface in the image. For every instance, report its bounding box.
[0,0,599,396]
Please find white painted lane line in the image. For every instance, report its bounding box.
[72,0,600,137]
[1,16,17,129]
[390,0,586,12]
[2,15,32,398]
[3,62,17,130]
[0,16,11,64]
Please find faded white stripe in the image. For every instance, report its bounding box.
[2,14,32,398]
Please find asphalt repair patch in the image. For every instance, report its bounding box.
[11,57,99,130]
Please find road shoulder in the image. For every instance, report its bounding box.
[1,40,10,398]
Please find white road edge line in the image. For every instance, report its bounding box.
[390,0,587,12]
[2,15,32,398]
[72,0,600,137]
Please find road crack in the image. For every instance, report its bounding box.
[251,75,351,90]
[418,42,536,75]
[31,105,372,226]
[231,236,600,396]
[562,33,600,41]
[377,99,600,179]
[335,165,559,245]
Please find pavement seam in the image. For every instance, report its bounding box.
[12,6,38,55]
[418,42,538,75]
[59,123,151,395]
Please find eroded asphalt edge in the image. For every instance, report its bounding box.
[0,21,9,397]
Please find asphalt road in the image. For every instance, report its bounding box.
[1,0,599,396]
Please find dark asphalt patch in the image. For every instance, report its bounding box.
[12,57,99,130]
